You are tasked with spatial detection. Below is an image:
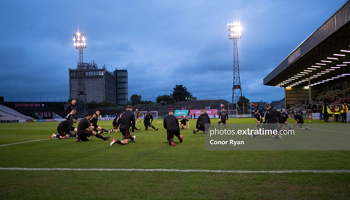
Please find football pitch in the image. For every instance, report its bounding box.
[0,118,349,199]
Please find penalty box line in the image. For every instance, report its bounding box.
[0,139,48,148]
[0,167,349,174]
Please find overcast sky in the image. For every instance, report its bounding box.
[0,0,347,103]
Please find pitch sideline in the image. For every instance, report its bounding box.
[0,138,48,147]
[0,167,349,174]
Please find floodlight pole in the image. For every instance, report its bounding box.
[73,32,87,112]
[228,22,243,110]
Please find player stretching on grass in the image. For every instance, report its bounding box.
[65,109,76,120]
[144,110,158,131]
[249,110,263,138]
[288,111,310,130]
[91,111,108,134]
[76,113,110,142]
[164,110,183,146]
[180,115,189,129]
[260,103,282,139]
[278,109,289,132]
[63,99,76,116]
[193,110,210,134]
[109,113,121,133]
[51,116,78,139]
[110,105,136,146]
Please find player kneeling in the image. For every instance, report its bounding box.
[193,110,210,134]
[288,111,310,130]
[109,113,121,133]
[76,113,110,142]
[110,105,136,146]
[164,110,183,146]
[144,110,158,131]
[180,115,189,129]
[51,117,78,139]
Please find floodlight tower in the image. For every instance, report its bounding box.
[227,22,242,105]
[73,32,87,109]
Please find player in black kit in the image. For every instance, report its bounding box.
[254,110,262,128]
[63,99,76,116]
[278,109,290,130]
[218,108,228,128]
[289,111,310,130]
[109,113,121,133]
[50,116,78,139]
[90,111,108,134]
[262,103,282,139]
[144,110,158,131]
[65,109,76,120]
[110,105,136,146]
[164,110,183,146]
[64,108,77,137]
[250,110,263,138]
[180,115,189,129]
[135,109,141,123]
[76,113,110,142]
[193,110,211,134]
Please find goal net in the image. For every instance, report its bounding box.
[139,111,159,119]
[224,110,251,118]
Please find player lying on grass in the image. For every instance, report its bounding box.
[218,108,228,128]
[193,110,211,134]
[144,110,158,131]
[164,110,183,146]
[91,111,108,134]
[110,105,136,146]
[288,111,310,130]
[179,115,189,129]
[76,113,110,142]
[51,116,78,139]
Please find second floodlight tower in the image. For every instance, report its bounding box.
[227,22,242,105]
[73,31,87,110]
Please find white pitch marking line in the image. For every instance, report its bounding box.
[310,128,350,135]
[0,167,349,173]
[0,139,48,147]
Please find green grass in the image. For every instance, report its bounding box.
[0,118,350,199]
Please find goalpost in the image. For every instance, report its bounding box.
[139,111,159,119]
[225,110,251,118]
[225,110,238,118]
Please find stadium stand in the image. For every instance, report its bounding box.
[0,105,33,122]
[264,1,350,110]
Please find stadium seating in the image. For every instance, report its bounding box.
[0,105,33,122]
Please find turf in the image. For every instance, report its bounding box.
[0,118,350,199]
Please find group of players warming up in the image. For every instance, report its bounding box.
[251,103,310,139]
[51,100,310,144]
[50,99,110,141]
